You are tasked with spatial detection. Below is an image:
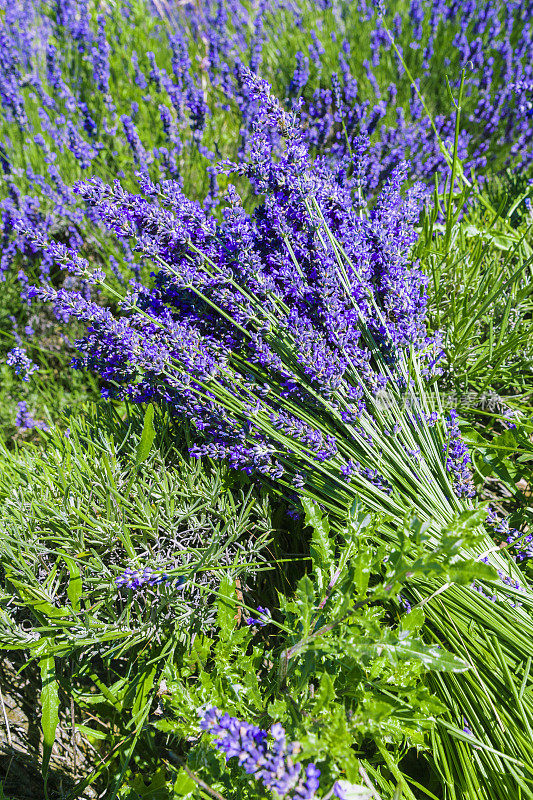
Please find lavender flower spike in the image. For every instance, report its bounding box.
[443,410,475,498]
[245,605,271,627]
[15,401,48,431]
[115,567,186,591]
[6,347,38,381]
[332,782,354,799]
[115,566,168,590]
[200,707,321,798]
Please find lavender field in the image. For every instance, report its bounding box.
[0,1,533,798]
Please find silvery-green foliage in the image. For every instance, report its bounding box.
[0,403,273,650]
[0,403,274,797]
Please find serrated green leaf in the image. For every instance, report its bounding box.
[313,671,336,713]
[452,507,489,533]
[400,606,425,634]
[303,498,334,590]
[485,456,516,487]
[447,559,498,584]
[173,770,196,797]
[492,428,518,450]
[295,575,315,636]
[130,767,169,798]
[353,546,372,597]
[339,635,468,672]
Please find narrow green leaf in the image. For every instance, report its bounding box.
[217,575,237,637]
[75,723,108,741]
[9,578,71,619]
[132,664,158,723]
[61,553,82,611]
[39,653,60,792]
[135,403,156,467]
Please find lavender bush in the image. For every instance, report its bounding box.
[0,402,274,795]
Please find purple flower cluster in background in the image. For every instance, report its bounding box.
[6,347,38,381]
[200,707,347,799]
[15,400,48,431]
[1,0,533,300]
[288,0,533,192]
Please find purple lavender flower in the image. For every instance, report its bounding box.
[333,783,353,800]
[15,400,48,431]
[146,51,162,91]
[6,347,38,381]
[121,114,150,173]
[473,553,526,607]
[131,51,147,89]
[31,71,438,496]
[115,566,163,590]
[398,595,412,614]
[511,80,533,118]
[486,507,533,563]
[443,410,475,498]
[91,15,110,93]
[114,566,185,590]
[200,708,322,798]
[65,120,94,168]
[245,606,271,627]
